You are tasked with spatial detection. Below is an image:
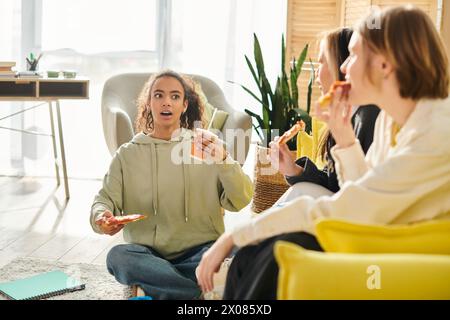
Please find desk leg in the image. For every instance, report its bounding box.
[55,100,70,200]
[48,102,61,187]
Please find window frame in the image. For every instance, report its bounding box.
[24,0,166,62]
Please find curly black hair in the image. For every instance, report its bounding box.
[135,70,204,133]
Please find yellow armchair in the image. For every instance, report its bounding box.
[275,219,450,300]
[315,218,450,255]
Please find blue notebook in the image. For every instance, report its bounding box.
[0,270,85,300]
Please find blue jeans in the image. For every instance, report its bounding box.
[106,242,213,300]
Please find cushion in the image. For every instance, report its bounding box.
[193,82,228,131]
[315,218,450,255]
[296,117,327,169]
[274,241,450,300]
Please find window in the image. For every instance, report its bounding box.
[0,0,163,179]
[1,0,286,178]
[41,0,158,53]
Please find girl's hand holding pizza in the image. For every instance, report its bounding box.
[95,211,124,236]
[193,128,229,163]
[314,85,356,149]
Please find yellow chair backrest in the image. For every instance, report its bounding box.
[296,117,327,169]
[315,218,450,254]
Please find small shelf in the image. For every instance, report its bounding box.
[0,77,89,100]
[39,81,87,98]
[0,81,37,97]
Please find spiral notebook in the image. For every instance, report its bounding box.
[0,270,85,300]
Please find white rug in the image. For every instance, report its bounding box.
[0,257,132,300]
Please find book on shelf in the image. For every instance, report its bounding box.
[0,61,16,78]
[0,61,16,68]
[0,62,17,77]
[17,71,41,78]
[0,71,17,78]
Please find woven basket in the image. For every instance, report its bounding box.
[251,144,294,213]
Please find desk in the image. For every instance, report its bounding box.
[0,77,90,199]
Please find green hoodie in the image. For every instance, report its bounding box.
[90,128,253,259]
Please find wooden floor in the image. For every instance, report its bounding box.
[0,175,252,269]
[0,177,121,268]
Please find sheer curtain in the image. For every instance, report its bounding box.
[165,0,288,118]
[36,0,160,179]
[0,0,287,179]
[0,0,26,177]
[0,0,161,179]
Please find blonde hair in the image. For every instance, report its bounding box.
[357,5,449,100]
[317,27,354,163]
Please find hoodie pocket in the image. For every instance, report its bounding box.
[209,215,224,235]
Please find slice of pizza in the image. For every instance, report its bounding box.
[277,120,305,145]
[318,81,351,108]
[191,140,206,161]
[108,214,147,225]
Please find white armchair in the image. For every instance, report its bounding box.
[101,73,252,164]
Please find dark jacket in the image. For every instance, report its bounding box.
[285,104,380,192]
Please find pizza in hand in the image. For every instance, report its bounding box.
[277,120,305,145]
[107,214,147,226]
[318,81,351,108]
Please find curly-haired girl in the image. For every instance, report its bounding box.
[90,70,252,299]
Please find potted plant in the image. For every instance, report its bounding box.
[234,33,314,150]
[233,34,314,212]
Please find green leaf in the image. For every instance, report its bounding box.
[253,34,265,79]
[281,72,290,107]
[272,77,287,134]
[245,108,270,145]
[273,78,282,118]
[281,35,291,107]
[245,108,267,130]
[244,55,260,91]
[262,76,273,106]
[244,54,270,116]
[251,123,264,142]
[228,80,270,114]
[244,108,263,121]
[306,58,315,115]
[290,44,309,111]
[281,34,286,75]
[253,34,271,124]
[295,44,309,79]
[290,71,298,109]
